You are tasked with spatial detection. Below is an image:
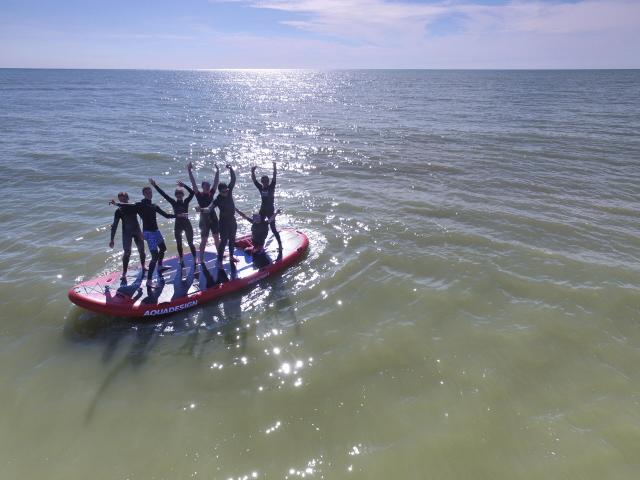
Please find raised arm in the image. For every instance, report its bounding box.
[149,178,174,206]
[181,183,194,195]
[227,164,236,191]
[251,165,261,189]
[179,182,195,203]
[235,208,252,223]
[187,162,199,193]
[212,164,220,192]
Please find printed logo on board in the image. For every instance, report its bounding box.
[143,300,198,316]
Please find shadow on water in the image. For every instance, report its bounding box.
[63,313,175,423]
[258,273,300,338]
[63,248,300,423]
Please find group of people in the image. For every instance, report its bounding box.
[109,161,282,286]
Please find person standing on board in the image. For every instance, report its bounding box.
[251,161,283,252]
[108,191,146,280]
[148,178,197,268]
[114,185,180,286]
[197,164,237,267]
[187,161,220,263]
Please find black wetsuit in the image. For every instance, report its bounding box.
[211,169,237,262]
[130,198,175,280]
[251,220,269,249]
[152,183,197,260]
[253,176,282,249]
[195,190,218,236]
[255,179,276,217]
[110,206,145,272]
[136,198,174,232]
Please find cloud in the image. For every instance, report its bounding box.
[247,0,448,43]
[219,0,640,68]
[2,0,639,68]
[458,0,640,35]
[238,0,640,42]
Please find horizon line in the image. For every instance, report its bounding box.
[1,67,640,71]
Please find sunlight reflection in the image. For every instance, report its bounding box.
[280,363,291,375]
[348,444,362,456]
[285,456,323,479]
[265,420,282,435]
[226,472,259,480]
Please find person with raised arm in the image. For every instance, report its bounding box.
[251,161,282,251]
[108,191,146,279]
[149,177,196,268]
[112,184,179,286]
[236,208,282,255]
[187,161,220,263]
[197,164,237,267]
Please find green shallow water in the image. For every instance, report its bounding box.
[1,69,640,479]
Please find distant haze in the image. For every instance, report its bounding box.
[1,0,639,69]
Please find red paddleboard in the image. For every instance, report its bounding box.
[68,228,309,318]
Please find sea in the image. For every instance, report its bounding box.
[1,69,639,479]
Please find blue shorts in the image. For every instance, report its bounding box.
[143,230,165,251]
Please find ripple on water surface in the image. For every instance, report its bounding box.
[1,69,640,479]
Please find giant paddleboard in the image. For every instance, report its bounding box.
[69,228,309,318]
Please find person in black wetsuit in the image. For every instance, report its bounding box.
[187,161,220,263]
[114,185,180,286]
[149,177,197,267]
[251,161,282,251]
[197,164,237,266]
[108,191,146,279]
[236,208,282,255]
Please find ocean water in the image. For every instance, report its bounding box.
[1,69,640,479]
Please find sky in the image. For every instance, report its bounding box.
[1,0,639,69]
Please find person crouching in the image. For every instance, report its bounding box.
[235,208,282,255]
